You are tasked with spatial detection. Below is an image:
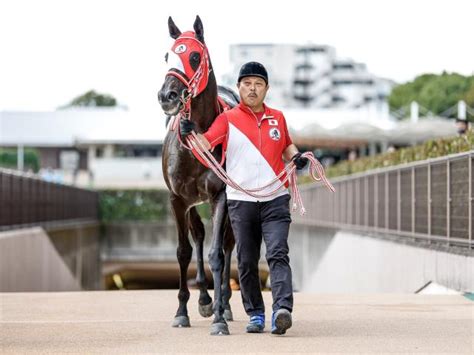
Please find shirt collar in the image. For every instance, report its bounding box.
[238,102,270,117]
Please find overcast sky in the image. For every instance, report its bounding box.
[0,0,473,115]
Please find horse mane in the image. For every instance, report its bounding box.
[217,85,240,107]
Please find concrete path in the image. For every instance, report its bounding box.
[1,290,473,354]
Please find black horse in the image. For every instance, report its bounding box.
[157,16,237,335]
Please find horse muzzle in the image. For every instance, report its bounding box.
[158,88,181,114]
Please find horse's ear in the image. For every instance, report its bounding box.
[168,16,181,39]
[193,15,204,43]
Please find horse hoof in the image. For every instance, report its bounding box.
[223,309,233,322]
[172,316,190,328]
[210,322,230,336]
[198,302,213,318]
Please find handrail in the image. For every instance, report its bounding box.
[0,168,99,228]
[296,150,473,248]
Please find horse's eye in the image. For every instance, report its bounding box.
[164,52,169,63]
[190,52,200,63]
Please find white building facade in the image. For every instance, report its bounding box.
[224,43,393,109]
[0,109,167,189]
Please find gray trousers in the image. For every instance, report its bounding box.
[227,194,293,316]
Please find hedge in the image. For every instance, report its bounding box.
[98,189,212,222]
[99,189,169,222]
[302,130,474,182]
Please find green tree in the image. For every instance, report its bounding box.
[389,72,474,119]
[0,148,40,172]
[60,90,118,108]
[463,85,474,107]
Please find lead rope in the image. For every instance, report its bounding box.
[185,132,335,215]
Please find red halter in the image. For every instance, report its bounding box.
[166,31,228,168]
[166,31,210,104]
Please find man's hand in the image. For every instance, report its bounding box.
[291,152,309,170]
[180,119,196,140]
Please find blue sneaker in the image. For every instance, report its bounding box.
[246,314,265,333]
[271,309,292,335]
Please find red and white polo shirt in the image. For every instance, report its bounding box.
[202,102,293,202]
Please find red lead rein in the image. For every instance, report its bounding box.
[185,131,336,216]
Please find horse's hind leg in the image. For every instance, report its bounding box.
[170,194,193,328]
[187,207,213,318]
[208,191,229,335]
[222,219,235,322]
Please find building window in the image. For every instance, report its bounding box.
[60,150,79,170]
[332,80,353,86]
[333,63,354,70]
[332,96,345,103]
[112,145,163,158]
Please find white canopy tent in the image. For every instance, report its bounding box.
[283,108,458,147]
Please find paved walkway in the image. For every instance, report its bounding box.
[1,290,473,353]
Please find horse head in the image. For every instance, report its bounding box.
[158,16,211,117]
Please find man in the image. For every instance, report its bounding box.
[455,117,469,135]
[180,62,308,335]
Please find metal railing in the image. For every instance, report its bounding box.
[296,151,474,248]
[0,168,99,229]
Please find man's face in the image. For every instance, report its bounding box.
[237,76,269,109]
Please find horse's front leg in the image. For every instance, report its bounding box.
[170,194,193,328]
[208,191,229,335]
[187,206,213,317]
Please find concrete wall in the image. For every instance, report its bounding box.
[0,221,101,292]
[289,224,474,293]
[0,228,80,292]
[46,221,101,290]
[89,157,165,189]
[102,222,213,262]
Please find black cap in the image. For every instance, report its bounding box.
[238,61,268,84]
